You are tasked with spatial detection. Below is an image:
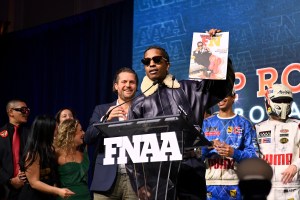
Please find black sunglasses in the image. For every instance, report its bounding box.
[141,56,168,66]
[12,107,30,114]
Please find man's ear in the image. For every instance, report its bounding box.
[166,62,170,72]
[8,108,13,117]
[113,83,118,92]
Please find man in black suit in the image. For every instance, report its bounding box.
[193,41,212,68]
[0,99,30,200]
[85,67,139,200]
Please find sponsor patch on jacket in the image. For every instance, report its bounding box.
[206,127,218,132]
[280,134,289,137]
[230,190,237,198]
[205,131,220,136]
[227,126,233,134]
[259,138,271,144]
[234,126,243,134]
[0,130,8,138]
[258,131,271,138]
[280,129,289,133]
[280,138,289,144]
[205,127,220,136]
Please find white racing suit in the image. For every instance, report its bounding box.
[255,118,300,200]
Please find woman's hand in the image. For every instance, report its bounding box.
[57,188,75,199]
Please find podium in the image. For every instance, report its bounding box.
[94,114,211,200]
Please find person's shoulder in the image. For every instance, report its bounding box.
[179,79,205,88]
[0,123,7,131]
[287,117,300,124]
[203,114,217,122]
[255,119,269,127]
[131,94,145,106]
[0,123,10,141]
[236,114,253,123]
[95,101,116,109]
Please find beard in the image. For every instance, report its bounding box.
[120,90,135,101]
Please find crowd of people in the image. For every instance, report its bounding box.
[0,29,299,200]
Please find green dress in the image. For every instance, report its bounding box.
[57,151,91,200]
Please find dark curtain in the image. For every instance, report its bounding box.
[0,0,133,130]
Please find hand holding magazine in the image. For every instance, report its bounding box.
[189,31,229,80]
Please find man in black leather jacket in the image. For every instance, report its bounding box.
[127,30,235,200]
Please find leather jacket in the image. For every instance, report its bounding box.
[128,65,235,128]
[126,65,234,199]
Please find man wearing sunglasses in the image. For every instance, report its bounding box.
[127,29,235,200]
[193,41,212,68]
[0,99,30,200]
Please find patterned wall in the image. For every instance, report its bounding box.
[132,0,300,123]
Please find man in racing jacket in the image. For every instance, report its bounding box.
[255,83,300,200]
[202,91,257,200]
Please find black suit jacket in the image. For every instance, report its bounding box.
[0,123,29,199]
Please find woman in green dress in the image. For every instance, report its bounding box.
[54,119,91,200]
[19,115,74,200]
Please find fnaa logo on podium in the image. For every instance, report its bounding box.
[103,132,182,165]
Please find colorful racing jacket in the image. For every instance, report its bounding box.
[202,114,257,185]
[255,118,300,188]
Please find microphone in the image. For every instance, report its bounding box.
[101,80,159,123]
[171,75,187,117]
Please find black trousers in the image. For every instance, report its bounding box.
[177,158,207,200]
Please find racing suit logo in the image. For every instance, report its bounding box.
[205,127,220,136]
[258,131,271,138]
[263,153,292,165]
[280,138,289,144]
[207,158,235,169]
[230,190,237,198]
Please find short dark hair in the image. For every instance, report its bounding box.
[112,67,138,93]
[6,99,26,113]
[144,46,170,63]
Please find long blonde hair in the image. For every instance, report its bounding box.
[54,118,79,156]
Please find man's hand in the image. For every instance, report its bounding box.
[10,176,24,189]
[18,171,27,183]
[208,29,222,36]
[281,164,297,184]
[214,141,234,158]
[138,185,152,200]
[106,106,127,121]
